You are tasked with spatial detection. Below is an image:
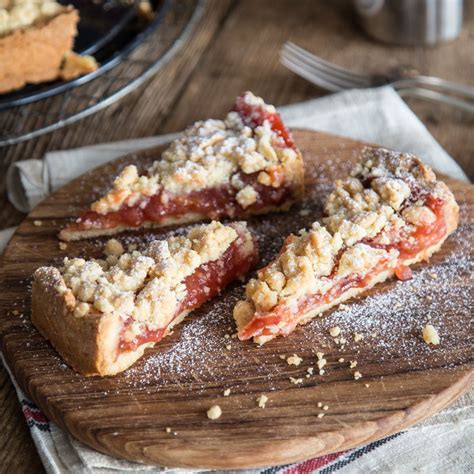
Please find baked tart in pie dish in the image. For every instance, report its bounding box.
[32,221,258,376]
[0,1,97,94]
[59,92,305,241]
[234,148,459,344]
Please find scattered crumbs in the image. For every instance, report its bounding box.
[319,369,325,376]
[370,332,377,338]
[317,413,325,418]
[426,295,433,301]
[207,405,222,420]
[338,303,348,310]
[104,238,124,257]
[290,377,303,385]
[323,405,329,411]
[165,427,171,433]
[299,209,310,216]
[12,309,19,316]
[231,333,237,339]
[316,351,324,360]
[59,242,68,251]
[287,354,303,366]
[317,402,323,408]
[338,358,345,363]
[329,326,341,337]
[365,384,370,388]
[257,394,268,408]
[225,344,231,351]
[223,389,231,397]
[33,220,42,226]
[307,367,314,375]
[317,358,327,370]
[428,272,438,280]
[128,243,137,252]
[422,324,440,345]
[354,371,362,380]
[349,361,357,369]
[279,354,286,360]
[224,334,230,339]
[354,333,363,342]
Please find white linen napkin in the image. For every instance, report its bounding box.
[1,86,472,474]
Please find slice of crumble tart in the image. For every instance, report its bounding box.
[234,147,459,344]
[59,91,304,241]
[33,221,258,375]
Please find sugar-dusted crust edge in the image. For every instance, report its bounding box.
[0,8,79,94]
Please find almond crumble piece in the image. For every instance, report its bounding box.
[329,326,341,337]
[422,324,440,345]
[223,389,231,397]
[207,405,222,420]
[287,354,303,366]
[354,371,362,380]
[257,394,268,408]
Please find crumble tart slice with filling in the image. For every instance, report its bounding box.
[32,221,258,376]
[59,91,305,241]
[234,147,459,344]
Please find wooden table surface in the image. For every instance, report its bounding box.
[0,1,472,471]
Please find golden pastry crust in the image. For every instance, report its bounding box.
[0,5,98,94]
[33,221,257,376]
[234,147,459,344]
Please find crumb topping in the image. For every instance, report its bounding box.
[35,222,249,331]
[90,92,300,215]
[234,147,451,332]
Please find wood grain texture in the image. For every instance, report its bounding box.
[0,130,472,469]
[1,1,473,470]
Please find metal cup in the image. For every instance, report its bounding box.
[353,0,464,46]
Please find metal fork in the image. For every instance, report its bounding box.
[281,42,474,113]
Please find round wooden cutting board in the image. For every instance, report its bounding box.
[0,130,472,469]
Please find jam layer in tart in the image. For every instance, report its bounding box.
[234,147,459,344]
[60,91,304,241]
[32,221,257,376]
